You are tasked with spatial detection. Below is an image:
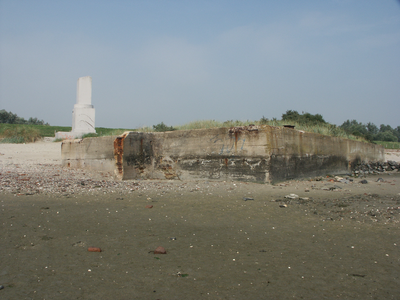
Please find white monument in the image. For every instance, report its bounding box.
[55,76,96,139]
[72,76,96,134]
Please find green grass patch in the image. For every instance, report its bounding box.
[34,124,72,136]
[0,124,42,143]
[0,123,71,139]
[94,127,136,136]
[375,141,400,149]
[0,124,136,143]
[0,119,368,144]
[173,119,366,142]
[81,133,100,139]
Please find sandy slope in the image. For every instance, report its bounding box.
[0,141,62,166]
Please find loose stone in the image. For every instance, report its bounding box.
[243,197,254,201]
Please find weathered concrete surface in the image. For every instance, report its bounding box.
[61,136,117,173]
[61,125,384,183]
[120,126,269,182]
[267,128,383,182]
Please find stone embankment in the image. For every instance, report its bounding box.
[353,160,400,176]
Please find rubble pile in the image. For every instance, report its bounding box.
[352,160,399,176]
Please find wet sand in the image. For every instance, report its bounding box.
[0,142,399,299]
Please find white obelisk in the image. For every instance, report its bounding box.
[72,76,96,135]
[55,76,96,140]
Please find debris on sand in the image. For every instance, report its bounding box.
[88,247,102,252]
[243,197,254,201]
[154,246,167,254]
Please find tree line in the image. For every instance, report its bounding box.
[282,110,399,142]
[0,109,49,126]
[339,120,399,142]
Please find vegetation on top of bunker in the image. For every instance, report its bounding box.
[1,109,399,148]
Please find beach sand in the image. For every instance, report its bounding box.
[0,141,399,299]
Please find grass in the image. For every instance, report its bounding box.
[0,123,71,139]
[0,125,43,143]
[1,121,396,146]
[80,127,137,139]
[94,127,136,136]
[175,120,227,130]
[173,119,366,142]
[375,141,400,149]
[0,124,137,143]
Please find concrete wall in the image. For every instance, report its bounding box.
[61,125,384,183]
[267,127,383,182]
[61,136,117,173]
[120,127,269,182]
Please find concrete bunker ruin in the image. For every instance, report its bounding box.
[61,125,384,183]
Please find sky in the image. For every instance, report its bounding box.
[0,0,399,129]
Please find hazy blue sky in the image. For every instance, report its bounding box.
[1,0,399,128]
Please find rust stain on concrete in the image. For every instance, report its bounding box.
[228,125,259,153]
[114,133,128,175]
[228,125,259,134]
[235,132,238,152]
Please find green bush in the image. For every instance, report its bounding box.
[282,110,326,125]
[153,122,176,132]
[259,116,269,125]
[375,131,398,142]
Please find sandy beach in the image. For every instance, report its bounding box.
[0,141,399,299]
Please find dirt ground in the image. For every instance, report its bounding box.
[0,142,400,299]
[0,176,399,299]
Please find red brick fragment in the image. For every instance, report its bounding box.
[154,246,166,254]
[88,247,102,252]
[145,205,153,209]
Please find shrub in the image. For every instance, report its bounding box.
[282,110,326,125]
[153,122,176,132]
[259,116,269,124]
